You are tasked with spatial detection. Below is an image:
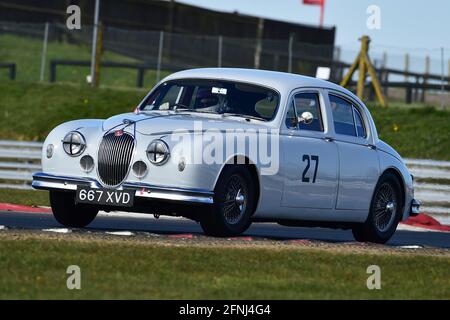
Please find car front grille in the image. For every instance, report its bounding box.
[97,132,135,187]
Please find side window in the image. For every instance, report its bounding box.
[294,93,323,132]
[329,95,356,137]
[353,107,366,138]
[285,100,297,129]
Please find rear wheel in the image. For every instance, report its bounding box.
[50,191,98,228]
[352,172,403,244]
[200,166,256,237]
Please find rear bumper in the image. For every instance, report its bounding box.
[410,198,421,216]
[32,172,214,205]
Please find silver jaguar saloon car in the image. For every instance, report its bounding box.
[32,68,420,243]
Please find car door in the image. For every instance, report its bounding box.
[280,89,339,209]
[326,91,380,210]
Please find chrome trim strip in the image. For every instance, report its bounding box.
[122,181,213,195]
[32,172,214,204]
[134,189,213,204]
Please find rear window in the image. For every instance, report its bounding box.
[329,95,357,137]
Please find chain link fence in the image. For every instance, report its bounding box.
[0,21,336,87]
[1,21,450,105]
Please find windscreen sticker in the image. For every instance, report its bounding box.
[212,87,227,95]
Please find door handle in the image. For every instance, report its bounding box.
[367,144,377,150]
[323,136,334,142]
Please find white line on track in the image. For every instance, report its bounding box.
[98,211,185,220]
[105,231,134,236]
[399,245,423,249]
[42,228,71,233]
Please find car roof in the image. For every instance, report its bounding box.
[162,68,353,96]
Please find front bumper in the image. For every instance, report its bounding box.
[410,198,421,216]
[32,172,214,204]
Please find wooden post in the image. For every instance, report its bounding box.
[414,77,419,102]
[421,56,430,103]
[406,83,412,104]
[404,53,410,82]
[137,67,145,88]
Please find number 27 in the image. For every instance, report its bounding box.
[302,155,319,183]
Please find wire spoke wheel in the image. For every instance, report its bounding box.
[221,174,247,225]
[373,183,397,233]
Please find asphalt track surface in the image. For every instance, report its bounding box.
[0,210,449,249]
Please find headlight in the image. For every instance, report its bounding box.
[62,131,86,157]
[147,139,170,165]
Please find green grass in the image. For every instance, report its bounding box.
[368,103,450,160]
[0,236,448,299]
[0,189,49,207]
[0,81,145,141]
[0,34,169,87]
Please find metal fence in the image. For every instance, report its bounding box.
[1,140,449,218]
[0,140,41,189]
[0,21,336,85]
[1,21,450,104]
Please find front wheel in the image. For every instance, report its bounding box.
[200,166,256,237]
[352,172,403,244]
[50,191,99,228]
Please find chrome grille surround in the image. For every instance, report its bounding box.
[97,132,135,187]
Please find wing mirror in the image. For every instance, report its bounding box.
[298,111,314,125]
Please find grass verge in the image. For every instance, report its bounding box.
[0,81,145,141]
[368,103,450,160]
[0,189,49,207]
[0,232,448,299]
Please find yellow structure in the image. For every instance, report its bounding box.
[340,36,387,107]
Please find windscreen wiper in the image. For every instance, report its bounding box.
[172,103,192,111]
[220,113,266,122]
[175,106,220,115]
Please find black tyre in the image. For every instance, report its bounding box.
[352,172,403,244]
[200,165,256,237]
[50,191,99,228]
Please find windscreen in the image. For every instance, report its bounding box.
[140,79,280,121]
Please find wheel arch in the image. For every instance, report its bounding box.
[379,167,406,212]
[214,155,261,212]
